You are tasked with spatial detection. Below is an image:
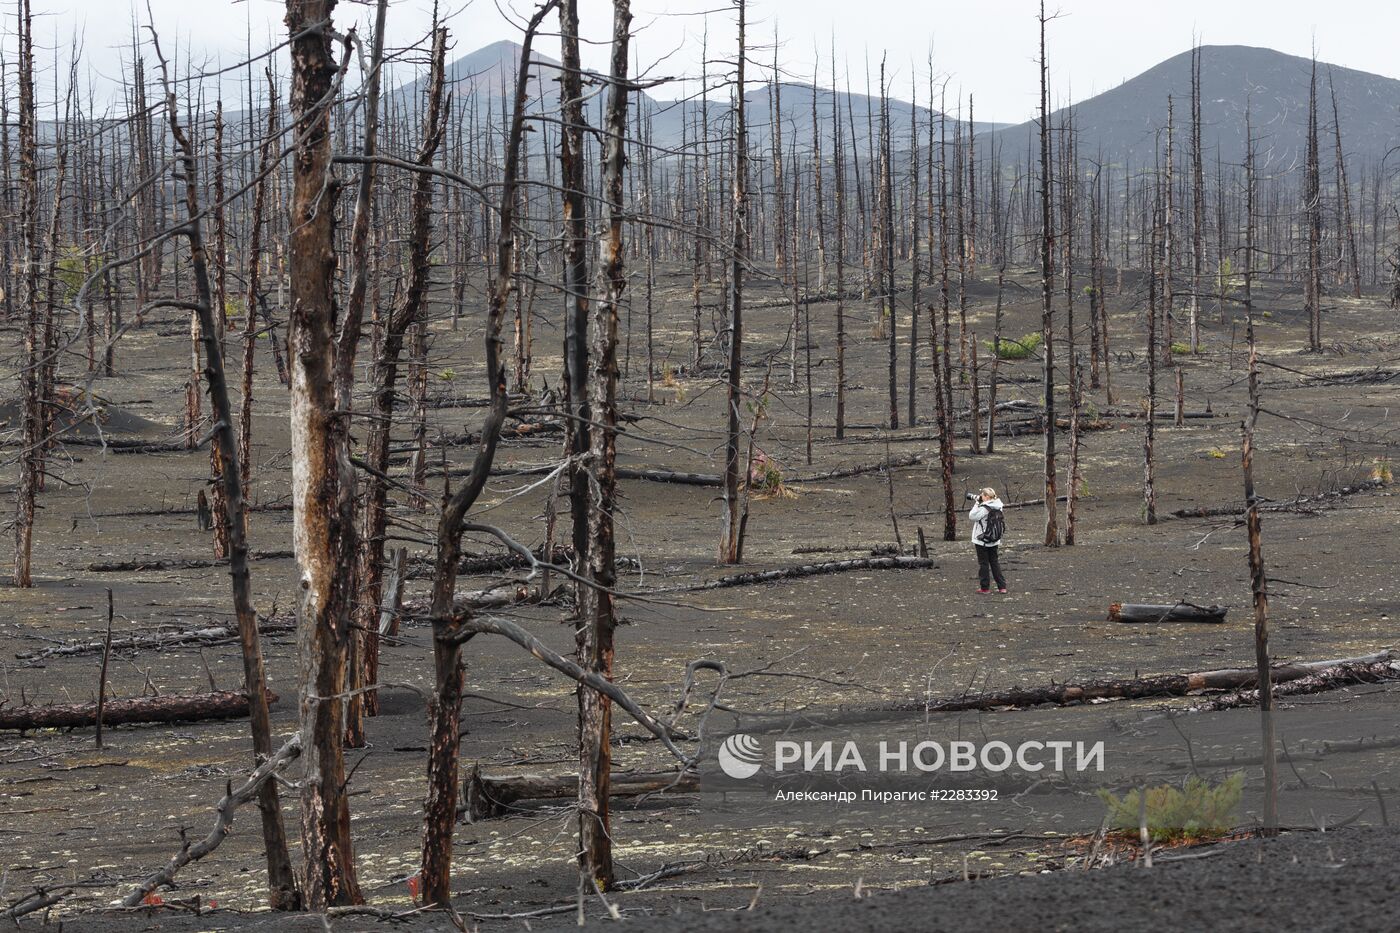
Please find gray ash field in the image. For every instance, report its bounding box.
[3,267,1398,927]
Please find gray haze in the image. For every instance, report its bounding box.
[32,0,1400,122]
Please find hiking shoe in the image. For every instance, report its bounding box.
[997,587,1008,594]
[978,588,991,594]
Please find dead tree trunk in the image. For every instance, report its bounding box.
[419,4,555,907]
[208,102,230,560]
[719,0,749,564]
[156,42,301,911]
[932,90,957,542]
[925,311,957,541]
[576,0,631,888]
[986,155,1007,452]
[1244,105,1256,333]
[769,47,793,386]
[0,690,278,732]
[283,0,363,908]
[1242,274,1279,834]
[907,82,920,428]
[1038,1,1060,546]
[1060,109,1076,416]
[1088,164,1103,389]
[1163,98,1176,365]
[1145,153,1160,525]
[341,0,390,751]
[239,69,278,509]
[1065,356,1083,544]
[11,0,39,588]
[955,116,969,389]
[879,62,898,429]
[1328,73,1361,298]
[811,74,827,287]
[1098,165,1113,402]
[832,52,846,440]
[1189,45,1204,353]
[1304,57,1323,351]
[559,0,593,602]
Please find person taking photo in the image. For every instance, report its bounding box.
[967,487,1007,594]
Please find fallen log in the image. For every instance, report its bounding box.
[886,650,1399,712]
[786,454,924,484]
[401,583,565,617]
[676,556,936,592]
[2,888,70,921]
[471,462,724,485]
[462,764,698,821]
[1109,602,1228,624]
[16,619,295,660]
[1170,479,1385,519]
[618,466,721,485]
[611,455,930,487]
[82,502,293,519]
[0,689,276,731]
[1002,495,1070,511]
[1053,417,1113,431]
[791,543,871,555]
[1105,408,1219,420]
[63,438,204,454]
[423,394,493,409]
[450,421,564,446]
[123,732,301,906]
[1186,658,1400,712]
[86,550,294,573]
[471,457,926,488]
[405,545,572,580]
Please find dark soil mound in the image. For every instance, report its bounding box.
[0,386,171,440]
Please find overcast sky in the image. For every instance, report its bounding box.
[29,0,1400,123]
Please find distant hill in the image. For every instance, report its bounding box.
[405,42,1400,170]
[396,38,567,115]
[403,41,993,158]
[989,45,1400,168]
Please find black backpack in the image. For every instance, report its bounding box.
[980,506,1005,545]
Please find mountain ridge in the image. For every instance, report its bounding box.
[989,44,1400,166]
[408,40,1400,167]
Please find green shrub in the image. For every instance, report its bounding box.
[1216,257,1240,303]
[987,331,1043,360]
[55,246,89,301]
[1097,773,1243,843]
[1170,341,1192,355]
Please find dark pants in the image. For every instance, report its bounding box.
[975,544,1006,590]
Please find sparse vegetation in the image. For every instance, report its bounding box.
[988,331,1044,360]
[1098,773,1244,843]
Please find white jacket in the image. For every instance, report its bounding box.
[969,498,1005,547]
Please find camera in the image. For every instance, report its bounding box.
[964,491,979,503]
